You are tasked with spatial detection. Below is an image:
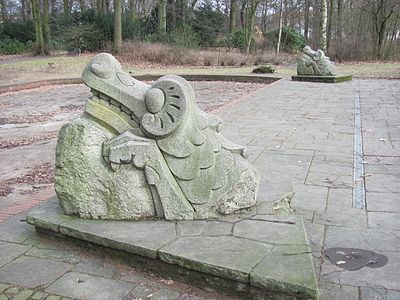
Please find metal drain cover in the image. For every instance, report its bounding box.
[323,247,388,271]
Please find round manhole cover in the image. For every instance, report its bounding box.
[323,247,388,271]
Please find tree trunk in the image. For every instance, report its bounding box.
[50,0,56,14]
[158,0,167,39]
[240,1,246,28]
[180,0,186,26]
[63,0,69,19]
[42,0,50,54]
[21,0,27,21]
[101,0,107,13]
[129,0,136,20]
[276,0,283,54]
[245,0,259,53]
[229,0,237,33]
[31,0,45,55]
[326,0,334,52]
[170,0,176,30]
[114,0,122,54]
[1,0,8,20]
[373,1,394,60]
[336,0,342,41]
[319,0,327,52]
[96,0,102,13]
[261,0,268,34]
[80,0,85,11]
[304,0,310,40]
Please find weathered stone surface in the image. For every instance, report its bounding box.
[55,53,260,221]
[360,287,400,300]
[177,220,205,236]
[297,46,335,76]
[60,218,177,259]
[158,236,271,283]
[233,216,308,245]
[0,214,37,244]
[125,285,181,300]
[0,256,73,288]
[55,118,155,220]
[72,259,118,278]
[318,282,358,300]
[28,198,318,298]
[292,74,352,83]
[46,272,133,300]
[0,241,29,267]
[202,221,233,236]
[250,245,318,299]
[26,196,74,232]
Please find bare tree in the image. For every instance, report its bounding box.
[244,0,260,53]
[304,0,310,40]
[1,0,8,20]
[326,0,334,52]
[158,0,167,38]
[43,0,50,50]
[114,0,122,54]
[276,0,283,54]
[31,0,45,54]
[229,0,237,33]
[319,0,327,51]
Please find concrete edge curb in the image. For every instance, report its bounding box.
[0,74,280,95]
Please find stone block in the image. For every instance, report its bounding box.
[291,75,353,83]
[0,256,73,288]
[0,241,29,268]
[159,236,271,283]
[46,272,134,300]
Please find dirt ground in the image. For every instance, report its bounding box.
[0,81,265,210]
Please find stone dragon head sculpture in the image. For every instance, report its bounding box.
[297,46,335,76]
[55,53,259,220]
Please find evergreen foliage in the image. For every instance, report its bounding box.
[267,26,306,53]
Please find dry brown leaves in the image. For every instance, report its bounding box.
[0,104,83,125]
[0,132,58,150]
[0,162,54,197]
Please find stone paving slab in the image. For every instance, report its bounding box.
[0,241,30,268]
[0,255,73,288]
[46,272,134,300]
[27,197,318,299]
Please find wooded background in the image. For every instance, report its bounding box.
[0,0,399,60]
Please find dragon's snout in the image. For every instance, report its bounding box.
[82,53,149,127]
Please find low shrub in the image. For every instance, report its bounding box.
[1,20,35,43]
[224,29,248,50]
[63,23,106,53]
[266,27,306,53]
[252,65,275,73]
[119,41,297,67]
[0,38,30,54]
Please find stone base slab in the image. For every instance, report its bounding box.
[291,74,353,83]
[27,197,318,300]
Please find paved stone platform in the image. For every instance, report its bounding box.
[1,78,400,299]
[291,74,352,83]
[27,197,318,300]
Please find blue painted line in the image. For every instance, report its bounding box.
[353,84,366,209]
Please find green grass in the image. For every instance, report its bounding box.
[0,53,398,86]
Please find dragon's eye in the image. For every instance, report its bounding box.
[90,62,113,79]
[145,88,165,114]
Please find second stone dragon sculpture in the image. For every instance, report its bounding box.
[297,46,335,76]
